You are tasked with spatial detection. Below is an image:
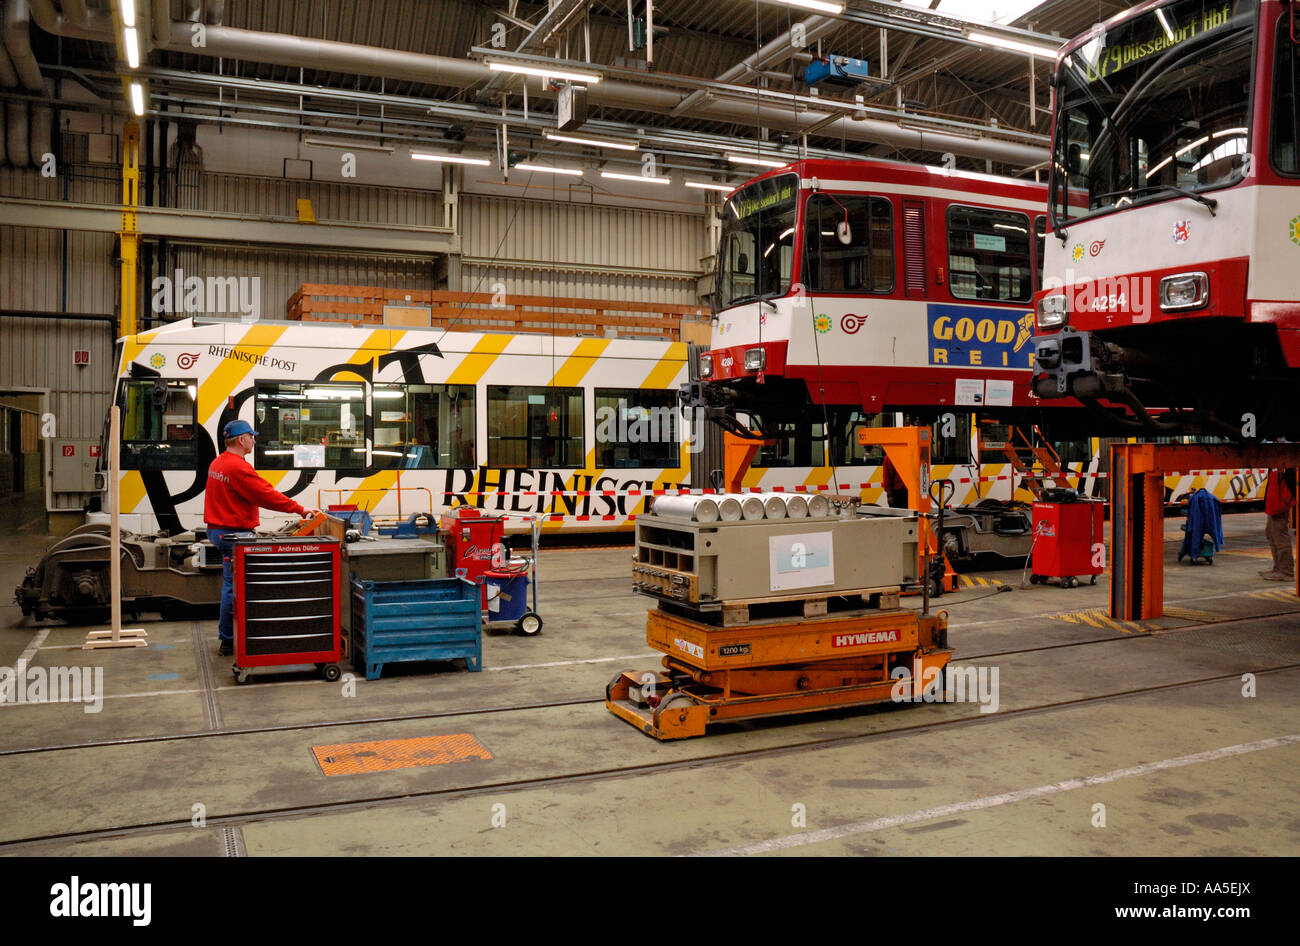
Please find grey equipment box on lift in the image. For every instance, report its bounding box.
[633,511,918,608]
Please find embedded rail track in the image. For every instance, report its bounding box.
[1,605,1296,851]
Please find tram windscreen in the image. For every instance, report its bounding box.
[717,173,798,310]
[1051,0,1257,225]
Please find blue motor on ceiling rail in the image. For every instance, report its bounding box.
[804,56,871,89]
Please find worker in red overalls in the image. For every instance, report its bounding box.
[1260,468,1296,582]
[204,420,319,656]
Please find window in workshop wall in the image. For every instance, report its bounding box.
[255,381,366,471]
[120,379,198,470]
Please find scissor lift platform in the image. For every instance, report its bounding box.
[606,605,951,740]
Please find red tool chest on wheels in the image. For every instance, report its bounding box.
[232,536,343,684]
[1030,498,1104,588]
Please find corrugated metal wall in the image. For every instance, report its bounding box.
[0,167,120,314]
[460,195,705,304]
[0,316,115,442]
[0,167,708,319]
[198,172,444,227]
[156,246,442,321]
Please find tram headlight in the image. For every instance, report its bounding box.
[699,353,713,378]
[1037,293,1068,329]
[1159,272,1209,311]
[744,348,766,371]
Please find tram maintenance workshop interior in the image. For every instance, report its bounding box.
[1,0,1298,858]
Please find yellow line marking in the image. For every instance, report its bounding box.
[446,334,513,385]
[639,343,687,391]
[550,338,612,387]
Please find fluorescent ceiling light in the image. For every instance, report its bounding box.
[124,27,139,68]
[544,131,638,151]
[601,171,670,185]
[411,151,492,166]
[129,82,144,116]
[763,0,844,13]
[303,137,395,153]
[1155,8,1176,42]
[1213,127,1248,138]
[516,162,583,176]
[487,60,602,84]
[968,31,1059,59]
[727,153,788,168]
[684,180,733,192]
[120,0,135,28]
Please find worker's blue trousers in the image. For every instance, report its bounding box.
[207,528,253,644]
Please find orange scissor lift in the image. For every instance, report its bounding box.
[606,426,952,740]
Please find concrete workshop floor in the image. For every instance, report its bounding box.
[1,505,1297,857]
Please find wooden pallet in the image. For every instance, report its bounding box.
[656,586,901,627]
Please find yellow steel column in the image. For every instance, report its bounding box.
[119,120,140,337]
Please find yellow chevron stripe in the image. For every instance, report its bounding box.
[120,329,159,373]
[343,469,400,510]
[803,465,837,491]
[446,334,513,385]
[260,470,289,489]
[639,343,687,391]
[550,338,612,387]
[197,324,290,425]
[119,470,147,514]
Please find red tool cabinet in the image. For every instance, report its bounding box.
[1030,499,1104,588]
[232,536,343,683]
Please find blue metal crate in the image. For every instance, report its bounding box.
[350,576,482,681]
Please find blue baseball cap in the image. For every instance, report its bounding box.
[223,420,257,439]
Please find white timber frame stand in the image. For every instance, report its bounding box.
[84,406,148,650]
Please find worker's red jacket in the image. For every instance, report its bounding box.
[1264,472,1295,518]
[203,451,305,528]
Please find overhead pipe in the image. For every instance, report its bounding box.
[61,0,89,27]
[670,16,838,117]
[0,33,19,88]
[25,4,1048,166]
[4,0,44,90]
[25,0,109,40]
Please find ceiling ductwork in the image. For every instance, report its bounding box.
[25,0,1047,166]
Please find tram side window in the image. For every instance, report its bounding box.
[947,206,1033,303]
[1273,18,1300,174]
[372,384,475,470]
[594,388,678,468]
[1034,216,1046,290]
[487,386,584,468]
[120,379,197,470]
[803,195,894,293]
[827,408,886,466]
[904,410,972,466]
[750,416,826,468]
[254,382,365,471]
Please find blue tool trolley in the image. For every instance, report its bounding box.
[349,576,482,681]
